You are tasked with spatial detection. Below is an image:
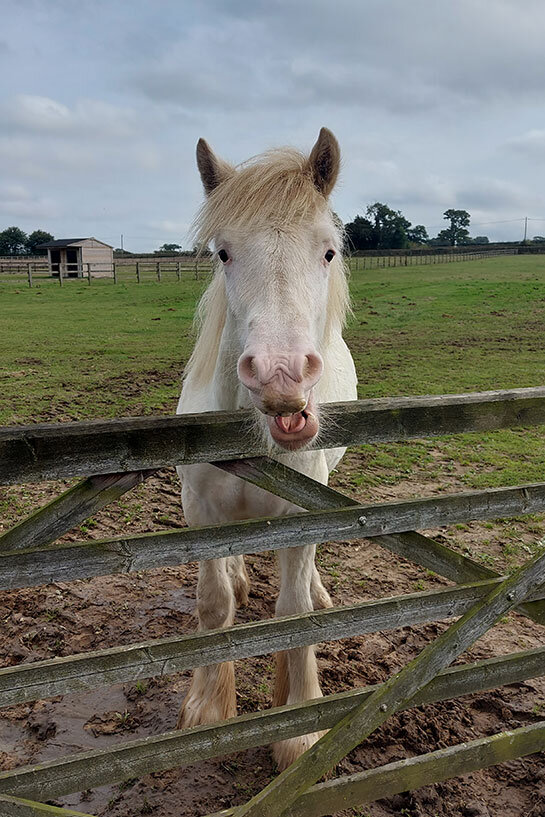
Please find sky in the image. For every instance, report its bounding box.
[1,0,545,252]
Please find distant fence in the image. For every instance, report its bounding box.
[0,257,214,286]
[349,247,521,270]
[0,387,545,815]
[1,246,543,287]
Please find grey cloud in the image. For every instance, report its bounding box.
[505,130,545,158]
[455,178,544,211]
[1,95,141,139]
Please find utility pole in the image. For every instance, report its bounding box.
[523,217,528,242]
[120,233,124,251]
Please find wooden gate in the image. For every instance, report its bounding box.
[1,387,545,816]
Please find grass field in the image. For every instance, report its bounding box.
[2,255,545,407]
[1,254,545,500]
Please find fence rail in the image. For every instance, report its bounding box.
[2,244,541,285]
[0,257,213,285]
[1,387,544,815]
[3,387,545,484]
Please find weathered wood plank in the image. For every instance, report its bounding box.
[0,795,94,817]
[3,387,545,484]
[0,647,543,801]
[233,546,545,817]
[3,482,545,590]
[376,530,545,625]
[219,458,545,624]
[5,579,545,706]
[0,470,154,553]
[209,721,545,817]
[214,458,355,511]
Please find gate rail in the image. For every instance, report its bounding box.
[1,387,545,815]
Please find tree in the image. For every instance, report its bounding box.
[532,236,545,243]
[406,224,429,245]
[344,214,374,251]
[26,230,54,255]
[157,243,182,253]
[439,209,471,246]
[0,226,28,255]
[367,202,411,249]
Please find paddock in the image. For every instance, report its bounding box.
[0,388,544,816]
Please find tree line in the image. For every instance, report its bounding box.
[344,206,492,251]
[0,227,54,256]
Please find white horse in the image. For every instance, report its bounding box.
[176,128,357,769]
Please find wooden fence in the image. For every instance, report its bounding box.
[1,246,534,286]
[0,257,213,286]
[349,247,519,270]
[1,387,545,815]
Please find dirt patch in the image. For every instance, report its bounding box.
[1,460,544,816]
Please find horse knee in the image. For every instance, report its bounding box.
[196,570,235,630]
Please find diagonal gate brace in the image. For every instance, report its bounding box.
[0,794,95,816]
[229,541,545,816]
[215,456,545,624]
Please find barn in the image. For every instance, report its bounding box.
[35,237,114,278]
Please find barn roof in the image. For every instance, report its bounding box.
[35,238,113,249]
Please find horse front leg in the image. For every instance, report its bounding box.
[177,557,237,729]
[272,544,327,770]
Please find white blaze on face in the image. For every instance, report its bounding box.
[217,219,338,449]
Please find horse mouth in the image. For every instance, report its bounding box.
[266,404,319,450]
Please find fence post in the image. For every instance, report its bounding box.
[176,261,181,281]
[136,262,140,284]
[59,264,64,287]
[194,257,199,280]
[27,263,32,288]
[156,261,161,282]
[113,262,117,284]
[87,263,91,286]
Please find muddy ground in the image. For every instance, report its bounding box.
[1,458,544,817]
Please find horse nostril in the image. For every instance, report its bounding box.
[237,354,257,387]
[305,352,324,382]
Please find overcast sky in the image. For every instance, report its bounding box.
[2,0,545,251]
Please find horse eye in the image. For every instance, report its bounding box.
[324,249,335,263]
[218,249,229,263]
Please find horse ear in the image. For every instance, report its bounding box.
[307,127,340,197]
[196,138,234,195]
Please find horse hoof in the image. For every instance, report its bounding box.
[272,731,327,771]
[177,693,237,730]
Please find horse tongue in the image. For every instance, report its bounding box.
[275,413,306,434]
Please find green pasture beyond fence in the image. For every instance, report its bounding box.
[0,388,545,816]
[0,246,535,286]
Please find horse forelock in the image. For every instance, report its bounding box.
[193,148,328,247]
[184,147,350,389]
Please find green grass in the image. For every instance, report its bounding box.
[346,254,545,398]
[1,255,545,499]
[0,274,203,423]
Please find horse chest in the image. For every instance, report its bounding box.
[178,463,299,526]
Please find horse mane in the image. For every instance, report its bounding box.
[183,147,351,387]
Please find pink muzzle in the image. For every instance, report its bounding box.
[237,350,323,449]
